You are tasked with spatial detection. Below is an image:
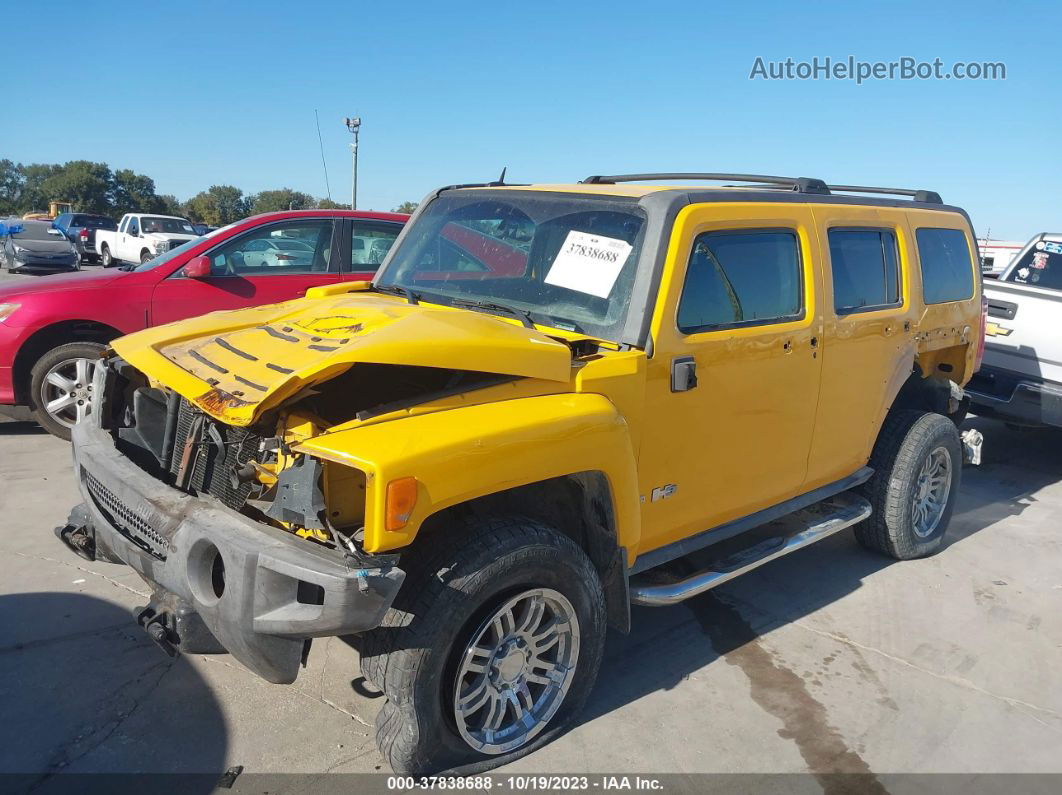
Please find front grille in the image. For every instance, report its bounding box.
[84,470,169,560]
[169,398,261,510]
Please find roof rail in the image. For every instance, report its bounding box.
[580,173,943,204]
[827,184,942,204]
[581,173,831,195]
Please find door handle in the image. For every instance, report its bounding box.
[671,357,697,392]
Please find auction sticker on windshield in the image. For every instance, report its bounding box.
[545,231,632,298]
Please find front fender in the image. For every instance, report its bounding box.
[295,393,641,560]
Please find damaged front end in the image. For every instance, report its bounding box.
[63,354,413,683]
[61,294,583,682]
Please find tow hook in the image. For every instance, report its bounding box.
[133,605,179,658]
[54,506,97,561]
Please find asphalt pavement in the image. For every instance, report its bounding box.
[1,414,1060,785]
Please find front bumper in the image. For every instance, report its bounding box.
[69,415,405,683]
[11,255,79,271]
[966,365,1062,428]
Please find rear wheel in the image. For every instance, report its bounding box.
[361,517,606,775]
[100,245,114,267]
[30,342,106,440]
[856,410,962,559]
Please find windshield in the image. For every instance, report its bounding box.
[273,239,314,251]
[7,221,65,242]
[141,216,197,235]
[375,191,647,340]
[72,215,117,230]
[1006,240,1062,290]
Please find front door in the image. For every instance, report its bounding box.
[150,217,341,326]
[118,216,140,262]
[636,206,824,557]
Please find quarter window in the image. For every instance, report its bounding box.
[916,228,975,304]
[677,230,802,332]
[828,229,901,313]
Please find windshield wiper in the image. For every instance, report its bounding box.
[450,298,535,329]
[373,284,420,305]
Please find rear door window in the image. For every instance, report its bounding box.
[915,228,975,304]
[677,230,803,332]
[1006,241,1062,290]
[828,229,901,313]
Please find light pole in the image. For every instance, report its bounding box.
[344,116,361,210]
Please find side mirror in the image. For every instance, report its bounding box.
[183,255,212,278]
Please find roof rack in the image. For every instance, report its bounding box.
[581,173,830,195]
[579,173,942,204]
[826,184,942,204]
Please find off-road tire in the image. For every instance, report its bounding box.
[855,410,962,560]
[361,517,607,775]
[30,341,106,440]
[100,244,114,267]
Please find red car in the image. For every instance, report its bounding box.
[0,209,407,438]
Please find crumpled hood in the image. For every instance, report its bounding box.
[111,292,574,426]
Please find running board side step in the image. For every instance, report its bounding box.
[629,493,872,607]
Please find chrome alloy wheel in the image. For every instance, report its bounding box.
[453,588,580,755]
[40,357,96,428]
[912,445,953,538]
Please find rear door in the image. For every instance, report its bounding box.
[804,207,917,489]
[149,217,341,325]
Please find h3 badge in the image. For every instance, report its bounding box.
[651,483,678,502]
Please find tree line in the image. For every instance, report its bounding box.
[0,159,418,225]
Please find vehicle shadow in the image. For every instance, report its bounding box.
[0,420,45,436]
[0,592,228,791]
[582,414,1062,728]
[944,415,1062,548]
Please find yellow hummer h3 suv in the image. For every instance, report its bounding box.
[59,172,985,773]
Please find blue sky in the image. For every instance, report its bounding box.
[1,0,1058,239]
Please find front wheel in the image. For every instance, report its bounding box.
[140,250,152,264]
[29,342,106,440]
[361,518,606,775]
[856,410,963,559]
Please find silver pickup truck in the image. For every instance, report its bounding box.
[966,232,1062,427]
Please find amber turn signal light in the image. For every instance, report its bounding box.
[385,477,418,531]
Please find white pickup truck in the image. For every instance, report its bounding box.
[966,232,1062,428]
[95,213,200,267]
